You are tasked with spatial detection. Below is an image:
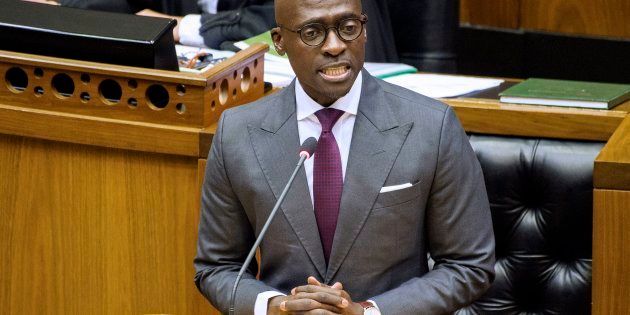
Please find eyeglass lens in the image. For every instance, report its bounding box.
[300,18,363,46]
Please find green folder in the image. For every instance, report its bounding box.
[235,31,285,59]
[499,78,630,109]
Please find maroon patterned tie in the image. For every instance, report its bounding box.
[313,108,345,264]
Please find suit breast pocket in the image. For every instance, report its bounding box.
[373,180,423,209]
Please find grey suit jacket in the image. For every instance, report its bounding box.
[194,71,495,314]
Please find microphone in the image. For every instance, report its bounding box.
[229,137,318,315]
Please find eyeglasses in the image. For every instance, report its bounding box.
[278,13,368,47]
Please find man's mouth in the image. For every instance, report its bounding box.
[319,65,351,82]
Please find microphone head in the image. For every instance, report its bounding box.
[299,137,318,159]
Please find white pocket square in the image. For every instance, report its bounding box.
[380,183,413,193]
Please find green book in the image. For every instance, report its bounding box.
[499,78,630,109]
[234,31,286,59]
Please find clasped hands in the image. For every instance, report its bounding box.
[268,276,364,315]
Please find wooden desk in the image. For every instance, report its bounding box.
[0,45,269,315]
[1,62,628,314]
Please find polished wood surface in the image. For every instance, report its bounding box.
[0,44,266,128]
[460,0,630,39]
[459,0,520,29]
[595,115,630,190]
[593,189,630,315]
[0,103,208,157]
[445,97,627,141]
[521,0,630,38]
[0,46,264,157]
[0,134,211,314]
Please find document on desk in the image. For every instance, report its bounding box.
[384,73,504,98]
[175,45,235,72]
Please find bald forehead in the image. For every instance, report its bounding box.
[275,0,362,25]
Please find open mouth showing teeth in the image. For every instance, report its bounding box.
[319,66,351,82]
[321,66,349,76]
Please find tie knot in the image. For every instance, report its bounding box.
[315,108,344,132]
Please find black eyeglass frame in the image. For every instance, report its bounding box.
[277,13,368,47]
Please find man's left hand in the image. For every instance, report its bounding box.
[136,9,183,43]
[291,277,365,315]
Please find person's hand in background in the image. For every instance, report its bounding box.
[22,0,60,5]
[136,9,183,43]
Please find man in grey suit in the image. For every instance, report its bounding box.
[194,0,495,314]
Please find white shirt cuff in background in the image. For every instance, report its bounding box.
[254,290,285,315]
[366,299,383,314]
[178,14,206,47]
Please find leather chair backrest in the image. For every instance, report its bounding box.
[456,135,604,315]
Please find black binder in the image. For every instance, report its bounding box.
[0,1,179,71]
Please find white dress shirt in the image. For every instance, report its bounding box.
[179,14,205,47]
[178,0,218,47]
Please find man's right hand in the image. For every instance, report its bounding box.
[267,283,349,315]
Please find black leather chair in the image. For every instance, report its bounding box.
[456,135,604,315]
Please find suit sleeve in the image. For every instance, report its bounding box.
[198,0,275,49]
[371,106,496,314]
[194,112,278,315]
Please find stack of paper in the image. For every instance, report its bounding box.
[384,74,504,98]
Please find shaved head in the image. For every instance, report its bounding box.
[275,0,362,25]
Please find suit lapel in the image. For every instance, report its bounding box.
[325,72,413,282]
[248,82,327,278]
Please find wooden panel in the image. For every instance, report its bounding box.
[593,189,630,315]
[459,0,520,29]
[444,97,627,141]
[0,134,212,314]
[0,103,205,158]
[595,115,630,190]
[1,45,267,128]
[0,60,208,127]
[521,0,630,38]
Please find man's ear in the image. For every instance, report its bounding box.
[271,27,286,56]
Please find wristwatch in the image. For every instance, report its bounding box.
[359,301,381,315]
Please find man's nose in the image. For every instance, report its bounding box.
[320,29,347,56]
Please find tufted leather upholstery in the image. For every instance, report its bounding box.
[455,135,604,315]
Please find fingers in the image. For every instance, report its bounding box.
[136,9,172,19]
[291,285,349,310]
[294,284,344,296]
[306,276,342,290]
[307,276,322,286]
[282,277,351,314]
[280,294,343,313]
[301,310,342,315]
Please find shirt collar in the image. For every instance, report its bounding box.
[295,72,362,121]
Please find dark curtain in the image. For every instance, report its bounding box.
[388,0,459,72]
[362,0,399,62]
